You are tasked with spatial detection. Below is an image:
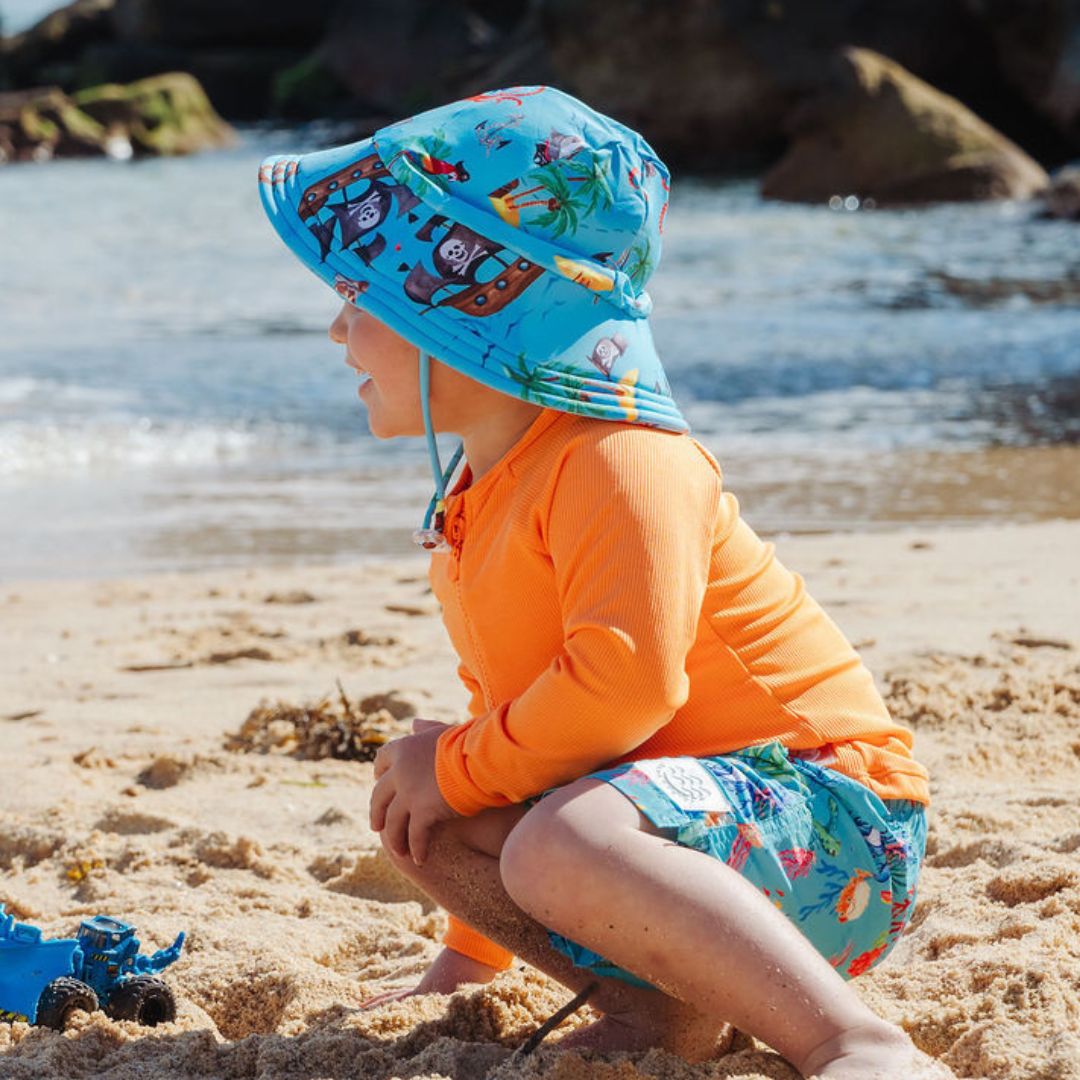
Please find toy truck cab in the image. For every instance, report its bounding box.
[75,914,184,1027]
[76,916,140,999]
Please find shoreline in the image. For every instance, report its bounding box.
[3,442,1079,582]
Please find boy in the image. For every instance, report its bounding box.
[260,86,952,1079]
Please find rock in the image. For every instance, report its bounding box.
[0,72,234,163]
[72,70,235,155]
[0,85,109,162]
[540,0,1080,171]
[543,0,794,172]
[315,0,487,115]
[967,0,1080,160]
[0,0,117,87]
[1040,166,1080,220]
[761,47,1050,205]
[4,0,1078,165]
[2,0,330,121]
[109,0,335,50]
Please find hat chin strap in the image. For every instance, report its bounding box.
[412,349,464,552]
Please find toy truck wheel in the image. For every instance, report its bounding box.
[107,975,175,1026]
[35,976,99,1030]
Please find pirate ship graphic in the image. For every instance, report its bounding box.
[402,213,544,317]
[296,152,421,264]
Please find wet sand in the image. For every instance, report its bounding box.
[3,443,1078,580]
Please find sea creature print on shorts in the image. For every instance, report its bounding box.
[850,810,916,885]
[779,847,817,879]
[811,795,843,857]
[835,868,873,922]
[798,863,872,922]
[845,930,891,977]
[727,821,764,872]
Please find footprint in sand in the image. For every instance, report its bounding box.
[122,613,292,670]
[263,589,318,605]
[384,603,437,617]
[94,807,176,835]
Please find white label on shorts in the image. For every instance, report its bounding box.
[635,758,732,813]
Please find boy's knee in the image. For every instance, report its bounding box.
[498,818,550,911]
[499,780,603,906]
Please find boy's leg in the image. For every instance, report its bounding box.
[379,800,731,1061]
[498,777,948,1079]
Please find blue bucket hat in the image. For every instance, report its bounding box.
[258,85,687,550]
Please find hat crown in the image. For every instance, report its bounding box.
[373,86,670,307]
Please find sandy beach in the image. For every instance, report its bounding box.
[1,518,1077,1080]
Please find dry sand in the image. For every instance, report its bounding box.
[1,519,1077,1080]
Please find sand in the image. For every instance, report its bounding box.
[1,519,1077,1080]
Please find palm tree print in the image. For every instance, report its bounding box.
[524,166,580,237]
[564,154,614,215]
[489,151,613,238]
[502,354,600,415]
[620,237,654,291]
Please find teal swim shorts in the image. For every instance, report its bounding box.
[543,740,927,987]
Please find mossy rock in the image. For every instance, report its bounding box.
[0,85,107,160]
[72,70,236,155]
[762,47,1049,205]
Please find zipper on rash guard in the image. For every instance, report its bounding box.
[446,508,496,711]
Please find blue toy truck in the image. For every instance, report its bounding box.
[0,904,184,1029]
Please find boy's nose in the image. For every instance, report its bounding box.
[328,302,352,344]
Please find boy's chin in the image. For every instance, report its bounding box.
[364,413,428,441]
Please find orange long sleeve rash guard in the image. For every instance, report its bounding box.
[428,407,930,968]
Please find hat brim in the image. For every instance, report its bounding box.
[259,144,687,431]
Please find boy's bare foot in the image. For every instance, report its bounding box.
[557,1007,735,1063]
[801,1022,956,1080]
[360,947,501,1010]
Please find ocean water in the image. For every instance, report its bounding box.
[1,126,1078,578]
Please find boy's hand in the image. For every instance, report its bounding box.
[370,718,460,866]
